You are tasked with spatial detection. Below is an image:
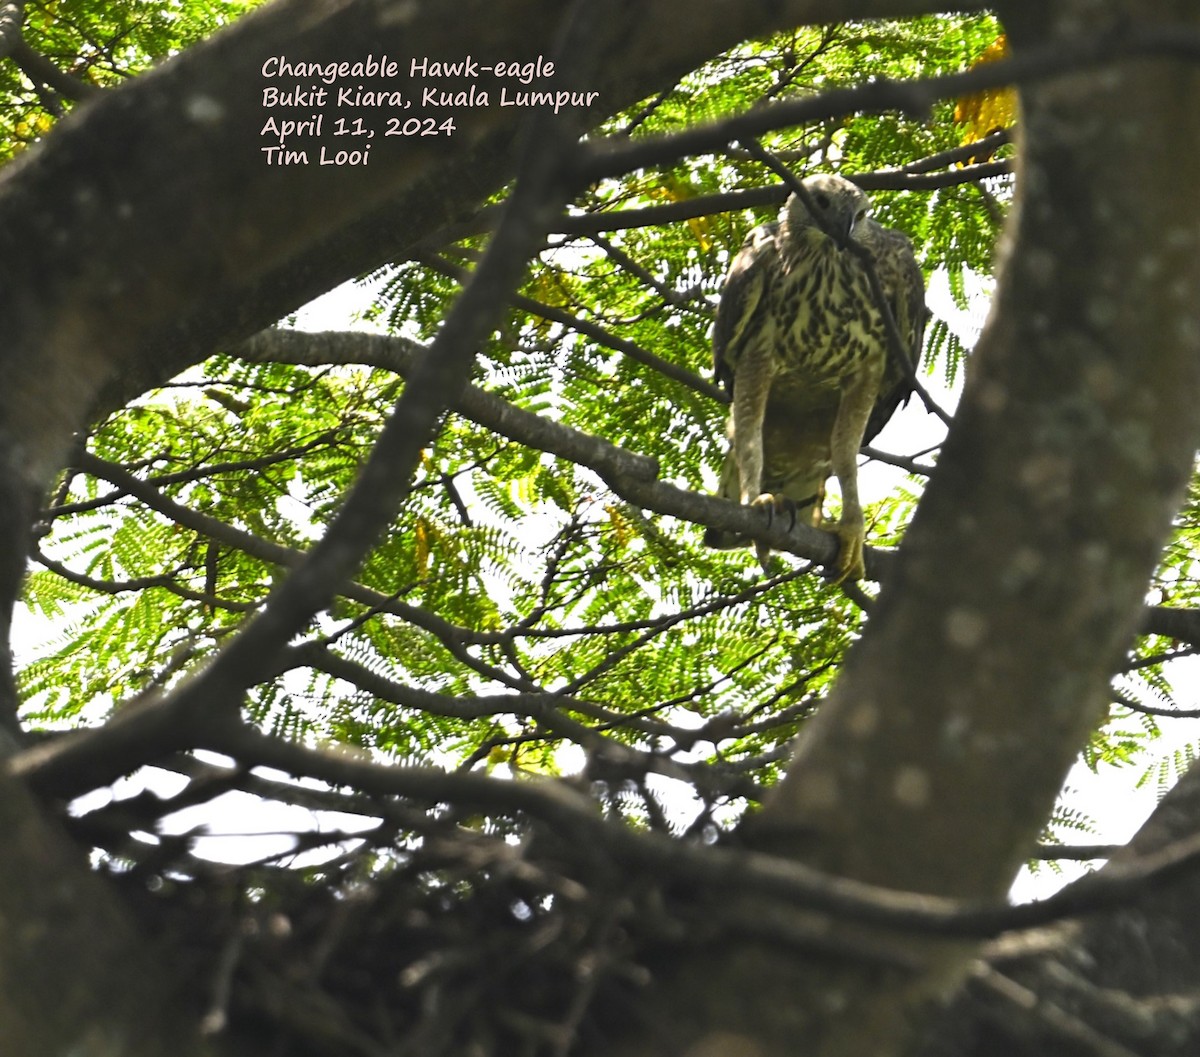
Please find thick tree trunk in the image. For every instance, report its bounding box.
[0,770,225,1057]
[631,1,1200,1054]
[918,757,1200,1057]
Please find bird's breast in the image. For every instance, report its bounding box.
[769,247,887,381]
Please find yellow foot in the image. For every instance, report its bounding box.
[831,521,866,583]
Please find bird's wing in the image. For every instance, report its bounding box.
[713,219,779,397]
[860,220,928,444]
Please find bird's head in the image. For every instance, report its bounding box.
[782,174,871,244]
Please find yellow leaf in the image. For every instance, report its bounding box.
[686,216,715,253]
[529,269,568,307]
[510,744,562,778]
[526,270,573,337]
[511,474,538,507]
[414,517,430,574]
[954,36,1017,149]
[647,176,714,252]
[605,503,634,549]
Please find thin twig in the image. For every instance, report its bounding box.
[571,28,1200,186]
[164,722,1200,940]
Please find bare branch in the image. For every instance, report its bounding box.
[32,549,255,614]
[426,254,725,404]
[571,27,1200,186]
[234,328,1200,655]
[969,968,1144,1057]
[428,157,1013,247]
[122,720,1200,941]
[1031,843,1118,861]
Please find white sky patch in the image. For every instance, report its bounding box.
[290,274,390,334]
[927,265,993,350]
[160,788,379,867]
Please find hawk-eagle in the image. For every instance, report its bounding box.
[704,173,927,581]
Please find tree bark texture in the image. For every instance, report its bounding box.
[651,1,1200,1054]
[0,769,225,1057]
[917,756,1200,1057]
[3,1,1199,1055]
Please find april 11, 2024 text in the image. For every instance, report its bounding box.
[259,52,600,165]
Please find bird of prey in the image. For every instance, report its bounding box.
[703,173,926,580]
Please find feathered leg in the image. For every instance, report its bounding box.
[731,339,781,571]
[828,361,883,582]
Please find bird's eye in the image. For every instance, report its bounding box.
[855,209,867,222]
[814,193,831,209]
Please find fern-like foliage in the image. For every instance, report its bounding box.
[15,11,1179,853]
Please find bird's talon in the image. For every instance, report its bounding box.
[746,493,796,574]
[754,542,773,574]
[749,493,776,525]
[749,493,796,532]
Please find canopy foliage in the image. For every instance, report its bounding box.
[5,1,1200,1053]
[14,7,1189,830]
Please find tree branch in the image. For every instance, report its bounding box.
[423,155,1013,250]
[236,327,1200,654]
[425,254,726,404]
[572,27,1200,186]
[101,717,1200,946]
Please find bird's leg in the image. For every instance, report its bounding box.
[828,364,882,582]
[732,345,770,506]
[731,341,777,571]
